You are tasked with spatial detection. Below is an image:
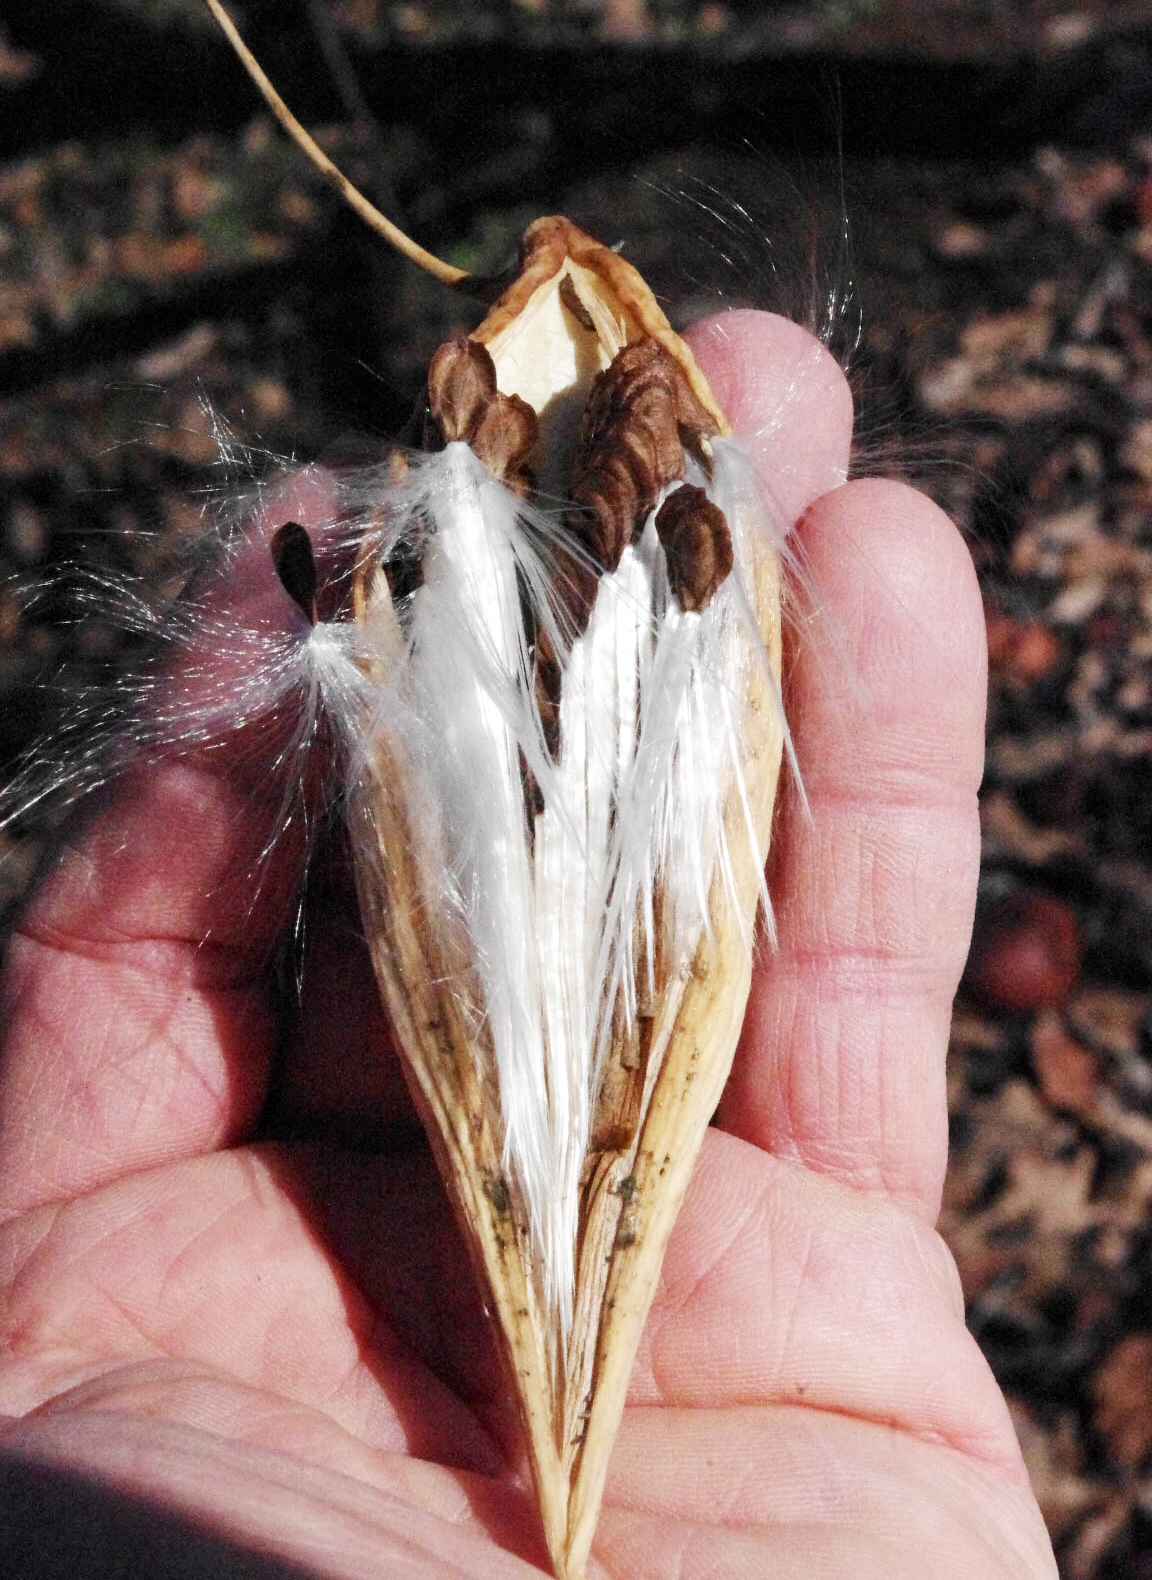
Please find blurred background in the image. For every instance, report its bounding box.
[1,1,1150,1572]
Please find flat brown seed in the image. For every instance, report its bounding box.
[569,339,720,570]
[571,449,649,568]
[654,484,734,612]
[470,396,539,495]
[270,520,317,624]
[427,336,539,492]
[427,335,496,441]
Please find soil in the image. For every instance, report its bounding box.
[2,3,1152,1574]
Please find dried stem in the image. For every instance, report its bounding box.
[202,0,469,287]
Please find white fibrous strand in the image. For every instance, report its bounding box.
[344,428,790,1349]
[402,444,558,1308]
[587,450,781,1081]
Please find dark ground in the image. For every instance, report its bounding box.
[2,2,1152,1574]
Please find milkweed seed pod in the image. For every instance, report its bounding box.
[208,8,789,1575]
[345,224,786,1580]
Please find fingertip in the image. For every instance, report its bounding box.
[803,475,981,616]
[793,477,987,789]
[686,310,854,524]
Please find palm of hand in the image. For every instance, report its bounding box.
[0,317,1055,1579]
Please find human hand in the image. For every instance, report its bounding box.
[0,313,1057,1578]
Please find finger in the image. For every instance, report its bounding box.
[716,477,987,1218]
[0,469,342,1216]
[685,309,855,527]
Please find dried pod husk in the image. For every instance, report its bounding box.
[349,218,785,1580]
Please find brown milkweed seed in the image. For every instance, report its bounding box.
[427,336,539,495]
[655,484,734,613]
[569,339,720,569]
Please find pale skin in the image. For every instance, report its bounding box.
[0,312,1057,1579]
